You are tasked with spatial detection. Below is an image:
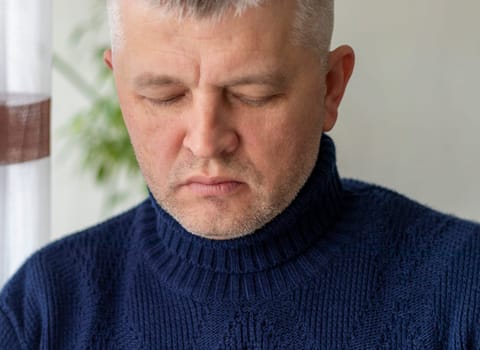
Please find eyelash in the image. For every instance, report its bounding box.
[229,93,279,107]
[144,93,279,108]
[147,95,185,107]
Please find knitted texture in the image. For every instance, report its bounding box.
[1,135,479,349]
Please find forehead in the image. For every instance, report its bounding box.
[114,0,321,88]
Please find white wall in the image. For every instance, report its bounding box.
[331,0,480,222]
[51,1,480,240]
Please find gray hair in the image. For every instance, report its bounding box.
[107,0,334,59]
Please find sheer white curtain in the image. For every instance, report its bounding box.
[0,0,51,287]
[0,161,50,287]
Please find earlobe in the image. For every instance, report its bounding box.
[104,49,114,71]
[323,45,355,132]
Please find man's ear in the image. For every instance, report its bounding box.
[323,45,355,132]
[104,49,114,70]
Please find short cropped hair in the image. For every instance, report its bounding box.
[106,0,334,59]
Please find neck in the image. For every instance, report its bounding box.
[138,134,346,301]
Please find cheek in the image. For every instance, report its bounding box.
[245,106,323,184]
[119,97,184,183]
[257,104,323,151]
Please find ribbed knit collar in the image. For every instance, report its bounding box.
[139,134,345,302]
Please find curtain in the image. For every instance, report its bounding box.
[0,0,51,287]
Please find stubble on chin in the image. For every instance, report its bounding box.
[146,146,316,240]
[149,156,280,239]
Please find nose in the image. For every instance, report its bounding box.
[182,95,239,159]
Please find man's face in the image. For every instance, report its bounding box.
[107,0,342,239]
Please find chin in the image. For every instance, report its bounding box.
[179,217,252,240]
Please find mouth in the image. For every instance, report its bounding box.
[181,176,245,196]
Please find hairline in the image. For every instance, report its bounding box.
[106,0,333,64]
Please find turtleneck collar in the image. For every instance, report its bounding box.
[138,134,345,302]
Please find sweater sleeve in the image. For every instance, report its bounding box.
[474,228,480,348]
[0,306,23,349]
[465,225,480,348]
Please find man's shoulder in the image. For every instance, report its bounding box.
[0,199,153,347]
[339,179,480,346]
[342,178,480,285]
[341,177,480,266]
[0,198,151,302]
[342,178,479,229]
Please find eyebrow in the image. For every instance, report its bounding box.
[134,74,184,89]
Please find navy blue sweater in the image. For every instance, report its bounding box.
[1,135,479,349]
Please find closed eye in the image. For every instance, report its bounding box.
[231,93,279,107]
[145,94,185,107]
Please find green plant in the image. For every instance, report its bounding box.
[54,2,145,209]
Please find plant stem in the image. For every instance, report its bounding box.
[53,52,101,101]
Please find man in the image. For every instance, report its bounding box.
[1,0,479,348]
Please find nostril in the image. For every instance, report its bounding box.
[183,127,239,159]
[222,131,240,155]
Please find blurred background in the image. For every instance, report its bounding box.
[51,0,480,241]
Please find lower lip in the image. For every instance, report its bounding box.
[185,181,244,196]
